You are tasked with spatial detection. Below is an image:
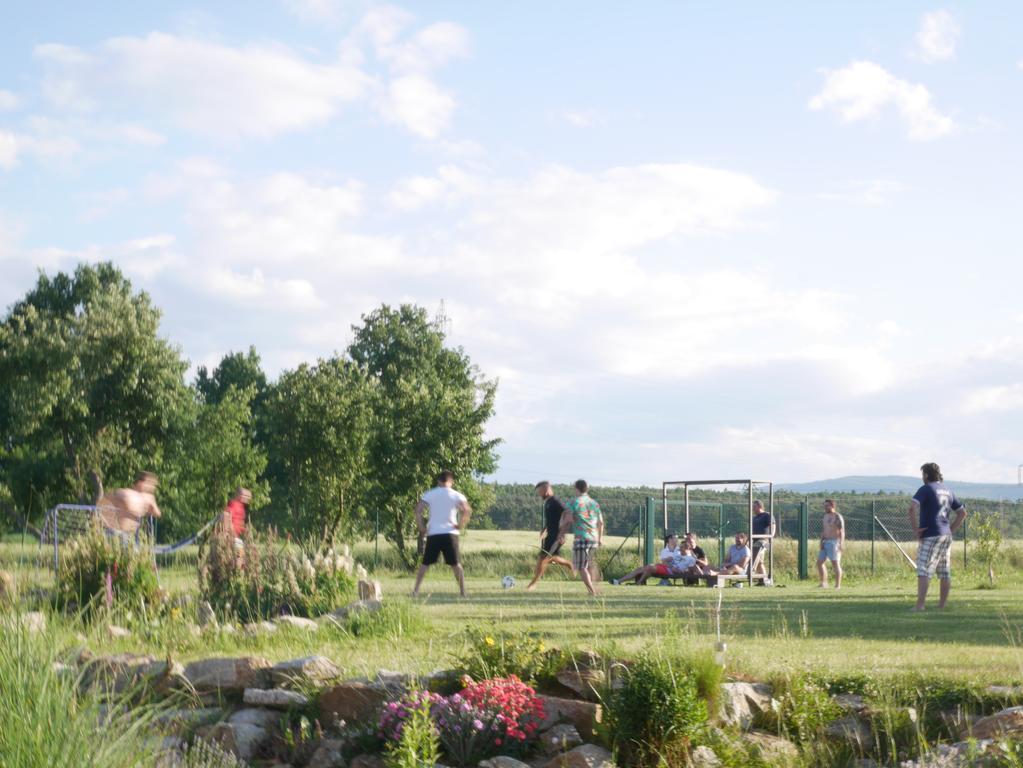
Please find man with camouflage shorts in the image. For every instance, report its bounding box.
[559,479,604,596]
[908,462,966,611]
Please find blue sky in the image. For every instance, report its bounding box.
[2,2,1022,486]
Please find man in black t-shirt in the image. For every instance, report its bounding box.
[750,500,775,577]
[526,480,574,590]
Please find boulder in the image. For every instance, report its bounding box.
[21,611,47,634]
[537,695,602,740]
[719,682,776,730]
[229,707,282,729]
[270,655,341,687]
[0,570,16,605]
[833,693,868,713]
[319,681,389,725]
[375,669,408,689]
[350,755,387,768]
[274,615,319,632]
[307,738,346,768]
[544,744,614,768]
[200,721,271,762]
[153,708,223,735]
[555,668,605,702]
[478,757,533,768]
[688,745,721,768]
[358,580,383,601]
[322,599,383,622]
[244,688,310,708]
[79,653,173,693]
[183,656,272,693]
[743,731,798,765]
[972,705,1023,739]
[107,624,132,639]
[244,621,278,635]
[824,715,872,750]
[540,724,584,755]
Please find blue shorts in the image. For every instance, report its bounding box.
[818,539,841,562]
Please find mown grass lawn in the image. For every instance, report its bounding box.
[4,535,1022,686]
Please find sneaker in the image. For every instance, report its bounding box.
[658,578,671,586]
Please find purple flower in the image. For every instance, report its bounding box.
[472,719,483,730]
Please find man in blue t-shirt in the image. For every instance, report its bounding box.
[907,462,966,611]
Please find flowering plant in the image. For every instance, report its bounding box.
[379,690,443,742]
[432,676,546,766]
[457,627,553,684]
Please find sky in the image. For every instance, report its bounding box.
[1,2,1022,487]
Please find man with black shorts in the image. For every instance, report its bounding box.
[412,470,472,598]
[526,481,573,591]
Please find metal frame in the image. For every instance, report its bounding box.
[661,479,774,586]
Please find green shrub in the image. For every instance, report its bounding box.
[336,601,431,639]
[456,627,555,685]
[54,523,162,613]
[198,526,357,622]
[602,654,709,768]
[767,673,842,745]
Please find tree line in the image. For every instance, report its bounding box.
[0,263,498,568]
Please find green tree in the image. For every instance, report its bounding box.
[0,263,190,519]
[195,346,267,406]
[971,511,1003,586]
[159,386,269,540]
[348,304,499,569]
[262,357,374,539]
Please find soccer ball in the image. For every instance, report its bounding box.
[501,575,516,590]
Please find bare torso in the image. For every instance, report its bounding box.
[821,511,843,540]
[97,488,160,534]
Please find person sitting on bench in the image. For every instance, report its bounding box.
[612,532,696,585]
[678,531,714,585]
[706,532,752,579]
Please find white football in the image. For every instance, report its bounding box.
[501,575,516,589]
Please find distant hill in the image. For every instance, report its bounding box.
[778,475,1023,501]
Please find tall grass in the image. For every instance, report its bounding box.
[0,622,158,768]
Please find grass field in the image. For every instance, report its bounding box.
[3,532,1022,687]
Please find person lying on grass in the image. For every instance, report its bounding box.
[612,532,697,585]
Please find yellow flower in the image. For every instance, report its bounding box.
[537,642,545,653]
[484,636,495,647]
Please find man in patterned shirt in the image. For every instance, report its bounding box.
[558,479,604,596]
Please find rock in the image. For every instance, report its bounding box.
[0,570,16,605]
[540,724,584,755]
[244,688,310,708]
[183,656,272,693]
[319,681,389,725]
[79,652,161,693]
[743,731,799,764]
[196,601,217,628]
[479,757,533,768]
[688,745,721,768]
[229,707,282,729]
[972,705,1023,739]
[375,669,408,689]
[322,599,383,622]
[719,682,776,729]
[153,708,223,734]
[350,755,387,768]
[833,693,868,713]
[537,696,602,741]
[544,744,614,768]
[21,611,46,634]
[200,721,271,762]
[358,579,383,601]
[244,621,278,635]
[107,624,132,639]
[270,655,341,687]
[824,715,872,750]
[555,669,605,702]
[422,668,461,694]
[307,738,346,768]
[274,615,320,632]
[985,685,1023,698]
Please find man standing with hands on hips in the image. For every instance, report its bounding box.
[412,470,472,598]
[908,462,966,611]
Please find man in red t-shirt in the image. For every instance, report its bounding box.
[223,487,252,540]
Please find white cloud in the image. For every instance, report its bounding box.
[199,266,325,311]
[0,90,19,111]
[915,10,960,63]
[282,0,349,22]
[34,33,370,140]
[562,109,597,128]
[809,60,955,140]
[379,74,456,138]
[961,384,1023,414]
[0,132,17,169]
[819,179,907,206]
[0,125,80,170]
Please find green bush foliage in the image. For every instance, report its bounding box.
[456,627,555,685]
[602,654,709,768]
[198,525,357,622]
[55,523,162,612]
[382,691,442,768]
[767,673,842,745]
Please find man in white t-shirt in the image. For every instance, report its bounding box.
[411,470,472,597]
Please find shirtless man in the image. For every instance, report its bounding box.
[817,499,844,589]
[97,471,162,535]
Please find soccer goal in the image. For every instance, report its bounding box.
[658,479,776,587]
[40,504,157,571]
